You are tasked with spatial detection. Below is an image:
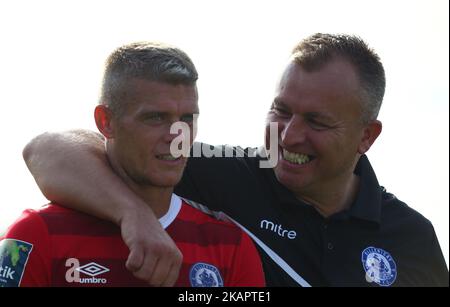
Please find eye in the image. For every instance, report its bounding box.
[180,114,194,123]
[143,112,165,123]
[271,105,291,118]
[307,118,331,131]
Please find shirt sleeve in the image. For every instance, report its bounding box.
[425,227,449,286]
[0,210,51,287]
[226,230,266,287]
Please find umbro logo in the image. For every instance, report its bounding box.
[260,219,297,239]
[76,262,110,277]
[65,258,109,284]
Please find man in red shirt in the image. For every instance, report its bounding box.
[0,42,265,287]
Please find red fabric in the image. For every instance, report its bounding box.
[2,202,265,287]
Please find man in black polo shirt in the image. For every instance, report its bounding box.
[22,33,448,286]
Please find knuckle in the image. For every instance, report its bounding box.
[174,250,183,263]
[134,269,152,282]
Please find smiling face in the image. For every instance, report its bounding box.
[98,78,198,188]
[266,58,373,199]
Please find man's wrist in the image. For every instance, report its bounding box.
[117,198,158,227]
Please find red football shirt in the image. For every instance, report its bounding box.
[0,195,265,287]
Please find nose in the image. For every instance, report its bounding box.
[280,116,306,147]
[164,124,182,143]
[165,120,192,145]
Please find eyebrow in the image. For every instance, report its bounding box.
[273,100,335,122]
[272,99,290,110]
[138,110,165,116]
[138,110,200,118]
[304,112,337,124]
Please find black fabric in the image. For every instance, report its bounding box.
[175,143,449,287]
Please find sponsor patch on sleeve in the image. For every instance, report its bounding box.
[0,239,33,287]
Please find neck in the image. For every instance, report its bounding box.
[296,173,360,218]
[130,186,173,219]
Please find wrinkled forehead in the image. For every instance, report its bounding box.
[279,59,360,89]
[122,78,199,113]
[273,60,364,120]
[276,60,362,102]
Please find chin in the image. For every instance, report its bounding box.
[275,169,310,193]
[153,175,184,188]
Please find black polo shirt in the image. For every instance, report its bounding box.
[175,143,449,287]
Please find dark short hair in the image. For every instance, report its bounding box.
[100,42,198,116]
[291,33,385,123]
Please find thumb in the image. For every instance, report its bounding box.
[126,245,145,272]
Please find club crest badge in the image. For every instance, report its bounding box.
[361,246,397,287]
[189,262,223,287]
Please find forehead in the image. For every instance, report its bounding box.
[276,59,361,112]
[123,78,198,114]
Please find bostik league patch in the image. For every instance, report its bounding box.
[0,239,33,287]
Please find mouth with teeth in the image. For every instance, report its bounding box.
[282,149,315,165]
[156,154,182,161]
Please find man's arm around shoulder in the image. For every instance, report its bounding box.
[22,129,183,286]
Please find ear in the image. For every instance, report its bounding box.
[94,105,115,139]
[358,120,382,154]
